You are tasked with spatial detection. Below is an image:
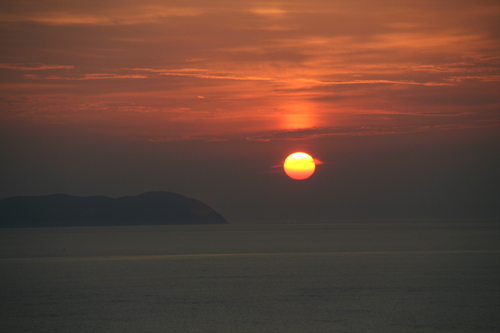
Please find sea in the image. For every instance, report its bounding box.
[1,221,499,332]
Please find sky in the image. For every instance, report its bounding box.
[1,0,499,222]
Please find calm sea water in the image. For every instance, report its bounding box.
[1,221,499,332]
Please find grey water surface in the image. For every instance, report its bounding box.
[1,221,499,332]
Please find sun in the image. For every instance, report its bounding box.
[284,152,316,180]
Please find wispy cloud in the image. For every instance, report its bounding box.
[246,122,499,141]
[0,63,74,70]
[45,73,148,80]
[447,75,500,83]
[130,68,273,82]
[0,4,205,25]
[129,67,453,87]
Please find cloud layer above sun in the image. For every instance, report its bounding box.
[1,0,499,140]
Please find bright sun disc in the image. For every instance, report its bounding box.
[284,152,316,180]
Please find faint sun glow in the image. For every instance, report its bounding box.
[281,103,315,129]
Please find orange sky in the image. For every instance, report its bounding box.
[1,0,499,220]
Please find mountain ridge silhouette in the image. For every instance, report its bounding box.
[0,191,228,227]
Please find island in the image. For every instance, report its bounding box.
[0,191,229,227]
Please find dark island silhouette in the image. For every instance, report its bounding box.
[0,191,228,227]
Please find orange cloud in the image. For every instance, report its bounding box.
[0,0,498,141]
[0,63,74,70]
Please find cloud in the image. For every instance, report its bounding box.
[45,73,148,80]
[0,2,205,26]
[130,68,274,82]
[0,63,74,70]
[128,67,453,87]
[447,75,500,83]
[1,0,499,142]
[246,123,497,141]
